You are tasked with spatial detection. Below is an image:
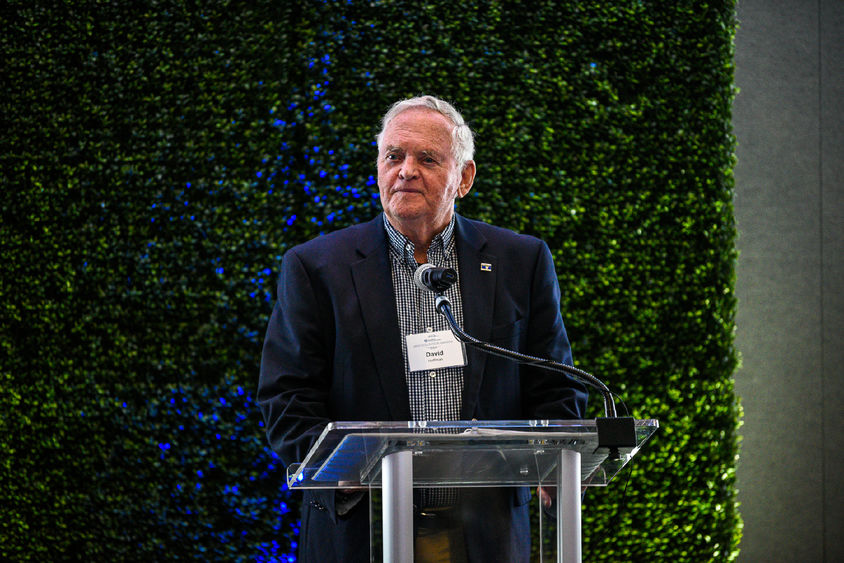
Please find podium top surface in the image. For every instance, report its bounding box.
[286,418,658,489]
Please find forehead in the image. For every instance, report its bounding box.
[381,108,454,154]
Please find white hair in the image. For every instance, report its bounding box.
[376,95,475,170]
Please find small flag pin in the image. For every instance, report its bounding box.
[480,263,492,272]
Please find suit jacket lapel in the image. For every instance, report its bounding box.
[351,215,412,420]
[455,215,497,419]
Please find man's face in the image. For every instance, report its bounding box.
[377,108,472,234]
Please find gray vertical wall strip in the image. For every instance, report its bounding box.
[734,1,843,561]
[820,1,844,562]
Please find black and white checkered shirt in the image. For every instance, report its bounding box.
[384,214,465,422]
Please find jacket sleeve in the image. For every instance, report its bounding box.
[521,240,589,420]
[257,248,333,467]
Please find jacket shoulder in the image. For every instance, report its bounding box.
[286,216,383,265]
[458,216,547,252]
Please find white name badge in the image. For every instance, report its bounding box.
[405,329,467,372]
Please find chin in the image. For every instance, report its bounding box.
[387,206,429,222]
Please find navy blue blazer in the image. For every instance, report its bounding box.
[258,213,587,562]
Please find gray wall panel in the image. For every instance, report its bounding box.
[734,1,843,561]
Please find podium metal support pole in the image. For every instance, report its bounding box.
[557,448,582,563]
[383,450,413,562]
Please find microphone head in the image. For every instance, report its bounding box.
[413,263,436,292]
[414,264,457,293]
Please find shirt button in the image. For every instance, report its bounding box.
[428,371,436,378]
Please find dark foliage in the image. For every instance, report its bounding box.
[1,1,739,560]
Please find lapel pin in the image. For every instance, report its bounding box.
[480,263,492,272]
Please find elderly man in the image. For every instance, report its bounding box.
[258,95,587,562]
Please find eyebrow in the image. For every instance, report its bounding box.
[383,145,445,161]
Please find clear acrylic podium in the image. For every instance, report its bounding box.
[287,418,658,562]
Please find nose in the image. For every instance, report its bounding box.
[398,157,418,180]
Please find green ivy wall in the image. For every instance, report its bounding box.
[1,1,740,560]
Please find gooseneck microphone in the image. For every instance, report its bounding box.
[413,264,621,420]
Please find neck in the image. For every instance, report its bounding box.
[386,212,452,263]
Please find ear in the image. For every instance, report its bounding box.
[457,160,476,198]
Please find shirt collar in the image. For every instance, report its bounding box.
[383,214,456,267]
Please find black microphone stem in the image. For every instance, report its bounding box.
[434,294,618,418]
